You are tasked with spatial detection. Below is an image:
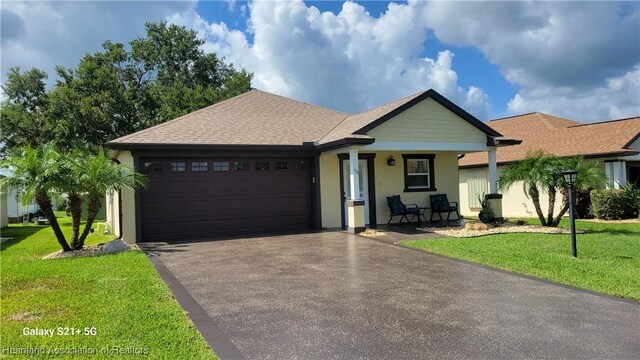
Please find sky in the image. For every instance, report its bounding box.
[1,1,639,123]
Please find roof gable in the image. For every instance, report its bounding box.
[319,89,500,145]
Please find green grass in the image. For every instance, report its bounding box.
[402,219,640,301]
[1,214,216,359]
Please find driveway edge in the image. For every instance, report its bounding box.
[377,238,640,306]
[143,248,246,360]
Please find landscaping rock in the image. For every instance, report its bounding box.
[100,239,130,254]
[464,222,490,231]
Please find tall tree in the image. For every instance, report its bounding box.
[0,68,55,152]
[48,21,252,150]
[2,22,252,154]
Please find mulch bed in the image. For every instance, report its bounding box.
[417,224,583,238]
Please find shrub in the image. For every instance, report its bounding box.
[574,189,593,219]
[591,187,640,220]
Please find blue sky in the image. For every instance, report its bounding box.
[2,1,639,122]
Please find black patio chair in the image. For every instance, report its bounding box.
[386,195,420,225]
[429,194,460,222]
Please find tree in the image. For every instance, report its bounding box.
[1,145,147,252]
[499,151,608,227]
[48,21,252,151]
[0,68,55,152]
[1,22,252,154]
[0,145,71,251]
[70,148,147,250]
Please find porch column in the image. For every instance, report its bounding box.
[486,148,503,220]
[488,148,498,193]
[349,149,361,200]
[347,149,365,233]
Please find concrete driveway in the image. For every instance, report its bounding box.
[144,232,639,359]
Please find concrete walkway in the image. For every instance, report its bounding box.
[144,232,639,360]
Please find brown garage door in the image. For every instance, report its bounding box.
[140,158,312,242]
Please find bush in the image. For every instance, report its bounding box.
[574,189,593,219]
[591,187,640,220]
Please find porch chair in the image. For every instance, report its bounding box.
[429,194,460,222]
[386,195,420,225]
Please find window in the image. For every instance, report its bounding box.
[255,161,270,171]
[294,160,308,171]
[191,161,208,172]
[169,161,186,172]
[402,154,436,192]
[143,162,163,173]
[467,168,488,208]
[213,161,230,171]
[274,161,289,170]
[234,161,250,171]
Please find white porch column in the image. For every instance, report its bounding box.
[347,148,365,233]
[488,148,498,193]
[349,149,360,200]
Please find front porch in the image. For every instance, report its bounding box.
[319,146,502,233]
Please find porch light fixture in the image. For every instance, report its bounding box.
[562,170,578,257]
[387,155,396,166]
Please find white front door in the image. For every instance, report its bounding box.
[343,159,369,226]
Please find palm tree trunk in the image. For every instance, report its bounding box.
[529,187,548,226]
[77,194,101,248]
[68,194,83,250]
[35,192,71,252]
[551,195,570,227]
[547,187,557,226]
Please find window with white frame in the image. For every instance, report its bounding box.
[402,154,436,192]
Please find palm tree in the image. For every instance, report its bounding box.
[499,151,608,227]
[549,156,608,226]
[0,145,72,251]
[69,149,147,250]
[499,151,557,226]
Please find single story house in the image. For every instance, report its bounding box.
[0,169,40,223]
[106,89,518,243]
[459,113,640,218]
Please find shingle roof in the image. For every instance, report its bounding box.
[459,113,640,167]
[108,88,501,149]
[109,90,350,146]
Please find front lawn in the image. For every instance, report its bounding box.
[0,215,216,359]
[402,220,640,301]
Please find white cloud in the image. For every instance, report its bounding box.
[508,66,640,122]
[1,1,193,87]
[168,0,491,119]
[419,1,640,121]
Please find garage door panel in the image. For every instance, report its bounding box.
[140,157,313,241]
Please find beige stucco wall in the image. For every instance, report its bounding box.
[373,151,460,223]
[319,154,342,228]
[320,151,461,228]
[367,98,487,144]
[460,166,567,218]
[105,151,137,243]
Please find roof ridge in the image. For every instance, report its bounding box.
[111,89,259,143]
[317,89,426,143]
[252,88,351,116]
[354,90,424,115]
[567,116,640,128]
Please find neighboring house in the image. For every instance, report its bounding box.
[459,113,640,218]
[106,89,518,243]
[0,169,40,222]
[1,175,8,228]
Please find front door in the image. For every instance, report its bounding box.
[342,159,369,226]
